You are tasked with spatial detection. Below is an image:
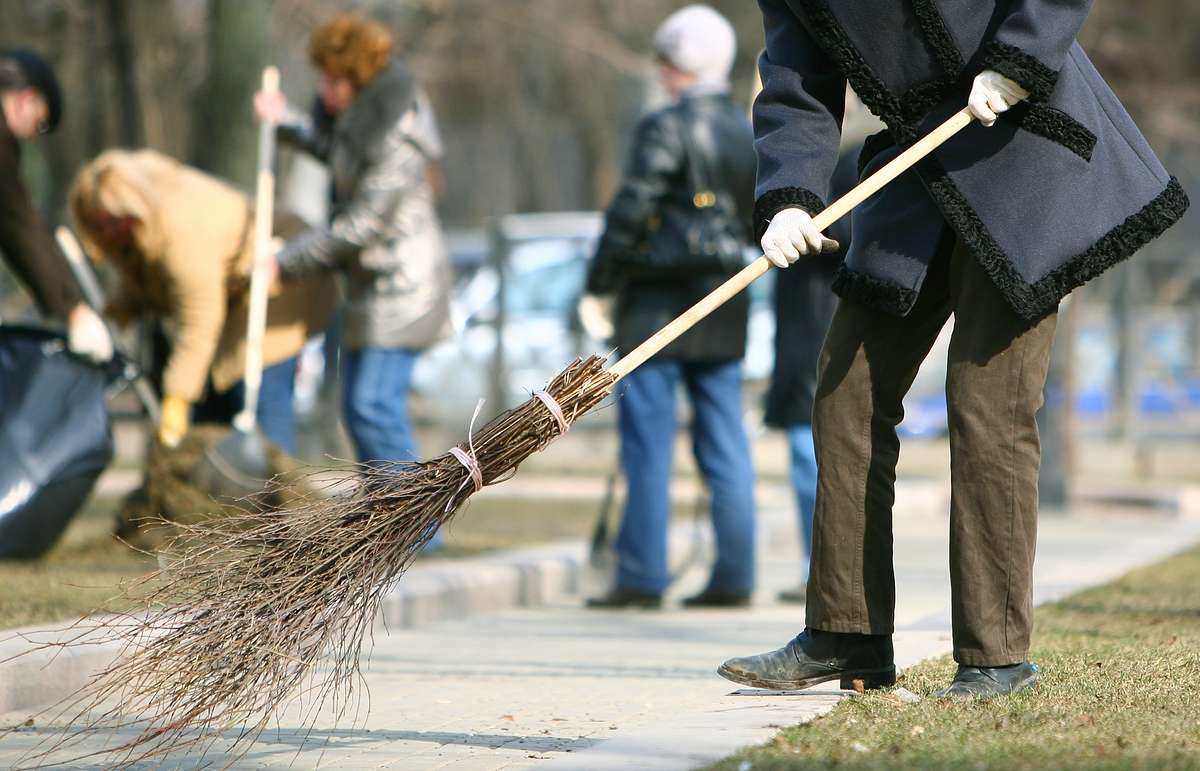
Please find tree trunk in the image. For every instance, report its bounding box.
[104,0,144,146]
[191,0,270,190]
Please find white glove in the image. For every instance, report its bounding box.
[577,293,615,341]
[968,70,1030,127]
[761,208,840,269]
[66,302,114,364]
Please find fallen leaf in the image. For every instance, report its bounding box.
[500,714,515,721]
[910,725,926,737]
[851,741,869,753]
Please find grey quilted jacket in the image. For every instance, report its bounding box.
[277,61,452,351]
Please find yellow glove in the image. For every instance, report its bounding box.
[158,395,191,448]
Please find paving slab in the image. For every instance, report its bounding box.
[1,495,1197,770]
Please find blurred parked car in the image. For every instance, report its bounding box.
[411,211,780,426]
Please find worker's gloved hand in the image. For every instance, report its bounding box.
[761,208,840,268]
[968,70,1029,127]
[158,395,191,448]
[66,302,114,364]
[577,293,615,342]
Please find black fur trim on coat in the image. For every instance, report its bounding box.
[792,0,914,141]
[923,164,1190,320]
[980,40,1058,101]
[857,129,896,178]
[910,0,964,75]
[754,187,828,241]
[831,262,919,316]
[901,0,965,123]
[1013,103,1097,161]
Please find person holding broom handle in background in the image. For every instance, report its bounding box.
[255,14,453,546]
[719,0,1188,697]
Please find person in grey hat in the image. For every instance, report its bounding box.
[583,5,759,609]
[0,49,110,363]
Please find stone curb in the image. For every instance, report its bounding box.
[0,479,951,717]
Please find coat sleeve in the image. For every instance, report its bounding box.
[586,110,683,294]
[979,0,1094,101]
[0,139,83,318]
[160,236,229,402]
[275,100,333,161]
[276,121,422,279]
[752,0,847,242]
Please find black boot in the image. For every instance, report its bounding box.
[718,628,895,690]
[585,586,662,609]
[933,662,1040,698]
[682,588,752,608]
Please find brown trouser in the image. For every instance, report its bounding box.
[806,235,1057,666]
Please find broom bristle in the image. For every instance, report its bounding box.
[8,356,616,769]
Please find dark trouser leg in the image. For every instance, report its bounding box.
[806,253,954,635]
[944,241,1057,666]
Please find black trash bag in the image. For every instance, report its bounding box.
[0,324,113,559]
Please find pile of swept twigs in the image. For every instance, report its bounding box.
[9,356,614,769]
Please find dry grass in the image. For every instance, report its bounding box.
[710,543,1200,770]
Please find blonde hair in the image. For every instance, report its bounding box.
[69,150,163,263]
[308,15,393,88]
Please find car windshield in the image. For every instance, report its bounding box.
[505,237,592,317]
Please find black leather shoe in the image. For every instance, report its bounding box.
[718,628,896,690]
[585,587,662,609]
[933,662,1040,698]
[682,588,752,608]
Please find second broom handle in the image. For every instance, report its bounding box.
[608,107,975,383]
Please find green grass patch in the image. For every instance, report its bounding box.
[711,544,1200,770]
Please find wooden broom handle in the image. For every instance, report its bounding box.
[235,66,280,432]
[608,106,975,382]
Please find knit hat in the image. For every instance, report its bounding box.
[0,49,63,132]
[653,5,737,87]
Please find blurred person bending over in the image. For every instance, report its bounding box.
[719,0,1188,698]
[255,15,452,543]
[0,49,109,363]
[70,150,337,452]
[583,5,758,609]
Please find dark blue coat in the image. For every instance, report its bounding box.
[754,0,1189,320]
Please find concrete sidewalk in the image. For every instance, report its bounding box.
[2,497,1198,769]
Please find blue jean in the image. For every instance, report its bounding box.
[341,347,442,547]
[341,348,419,467]
[195,356,299,456]
[615,358,756,595]
[787,423,817,578]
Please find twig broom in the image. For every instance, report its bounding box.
[6,108,976,768]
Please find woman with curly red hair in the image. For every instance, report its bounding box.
[256,14,451,543]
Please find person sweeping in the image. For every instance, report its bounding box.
[717,0,1189,698]
[13,4,1188,766]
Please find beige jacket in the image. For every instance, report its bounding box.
[70,149,337,401]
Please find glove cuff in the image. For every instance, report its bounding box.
[753,187,827,242]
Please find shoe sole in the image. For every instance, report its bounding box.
[717,663,897,691]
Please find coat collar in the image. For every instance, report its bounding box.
[334,60,416,153]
